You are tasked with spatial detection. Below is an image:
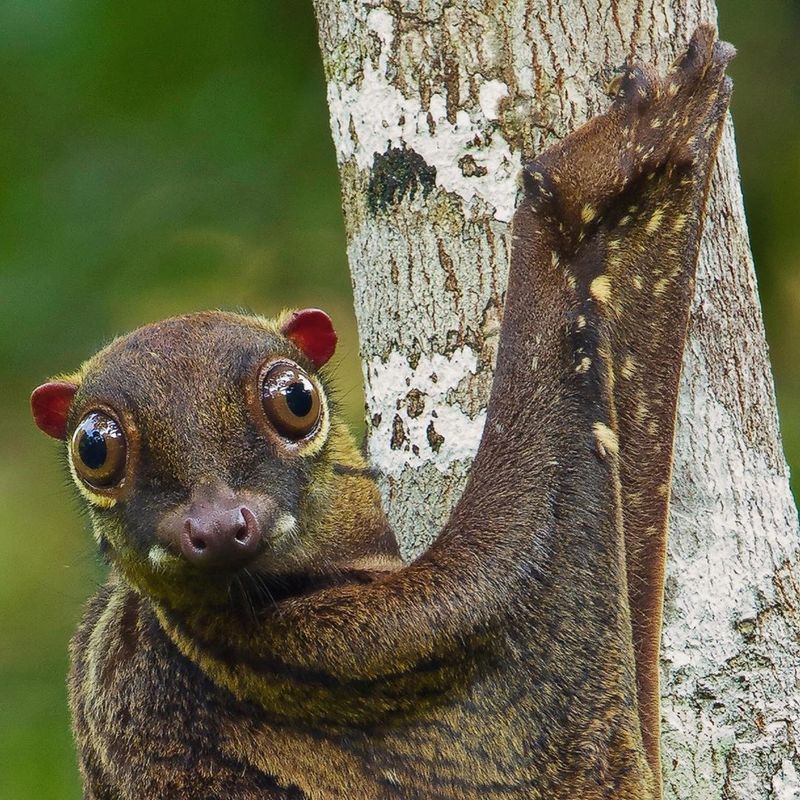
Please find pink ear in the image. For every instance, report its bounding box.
[31,381,79,440]
[280,309,337,368]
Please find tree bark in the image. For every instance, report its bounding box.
[311,1,800,797]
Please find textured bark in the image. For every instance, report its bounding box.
[312,2,800,797]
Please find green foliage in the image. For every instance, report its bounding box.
[719,2,800,495]
[0,2,796,797]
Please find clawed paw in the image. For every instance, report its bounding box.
[521,25,734,232]
[610,24,735,167]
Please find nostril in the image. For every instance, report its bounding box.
[184,520,208,554]
[233,509,253,546]
[238,507,260,551]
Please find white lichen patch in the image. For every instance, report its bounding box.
[365,346,487,477]
[479,79,510,121]
[661,337,800,796]
[772,760,800,800]
[663,372,799,682]
[326,8,517,222]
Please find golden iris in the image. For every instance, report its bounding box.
[261,363,321,440]
[71,412,127,488]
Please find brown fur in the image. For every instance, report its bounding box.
[42,27,732,800]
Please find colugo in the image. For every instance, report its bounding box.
[32,26,733,800]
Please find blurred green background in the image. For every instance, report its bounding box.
[0,2,796,797]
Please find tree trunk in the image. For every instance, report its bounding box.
[311,1,800,797]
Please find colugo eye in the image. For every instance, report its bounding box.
[261,362,321,440]
[71,412,127,488]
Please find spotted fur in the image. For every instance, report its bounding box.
[45,26,733,800]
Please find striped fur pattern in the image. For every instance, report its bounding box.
[53,27,732,800]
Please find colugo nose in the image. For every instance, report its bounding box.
[180,506,261,567]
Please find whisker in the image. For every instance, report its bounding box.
[238,573,258,625]
[247,569,278,610]
[241,568,267,618]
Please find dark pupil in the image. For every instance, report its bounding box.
[79,430,107,470]
[285,382,312,417]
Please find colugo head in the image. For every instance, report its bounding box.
[30,309,390,609]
